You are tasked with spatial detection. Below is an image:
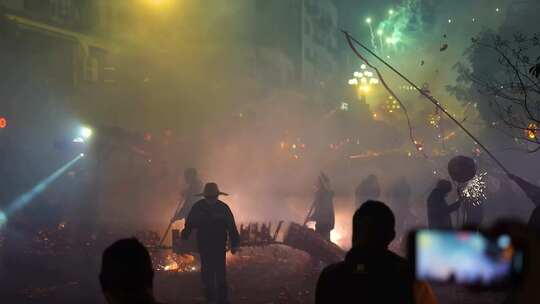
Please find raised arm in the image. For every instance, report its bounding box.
[509,174,540,207]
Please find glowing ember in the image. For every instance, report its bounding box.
[461,172,487,206]
[526,123,537,140]
[164,261,179,271]
[157,253,198,273]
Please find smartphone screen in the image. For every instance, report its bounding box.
[412,230,523,287]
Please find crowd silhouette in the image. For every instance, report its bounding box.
[97,170,540,304]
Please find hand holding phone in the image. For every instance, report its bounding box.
[409,229,524,288]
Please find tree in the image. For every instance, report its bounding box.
[449,30,540,152]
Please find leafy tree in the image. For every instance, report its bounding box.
[449,30,540,151]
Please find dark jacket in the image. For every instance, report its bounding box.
[311,189,335,229]
[182,199,240,252]
[316,247,415,304]
[427,189,460,229]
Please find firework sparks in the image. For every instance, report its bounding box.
[461,172,487,206]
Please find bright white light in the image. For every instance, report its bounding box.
[348,78,358,85]
[377,29,383,36]
[353,71,361,78]
[80,153,85,157]
[360,64,367,70]
[73,137,84,143]
[80,126,93,139]
[389,9,394,15]
[370,78,379,84]
[365,71,373,77]
[366,17,372,24]
[448,19,452,23]
[330,229,343,244]
[386,37,396,44]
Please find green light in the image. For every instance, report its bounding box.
[389,9,394,15]
[377,30,383,36]
[366,17,372,24]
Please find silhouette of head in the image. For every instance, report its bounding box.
[184,168,198,182]
[436,179,452,194]
[100,238,154,304]
[198,182,228,199]
[366,174,378,183]
[352,200,396,249]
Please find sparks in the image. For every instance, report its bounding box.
[461,172,487,206]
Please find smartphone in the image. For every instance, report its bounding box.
[409,229,524,287]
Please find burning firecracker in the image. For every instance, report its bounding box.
[461,172,487,206]
[526,123,538,140]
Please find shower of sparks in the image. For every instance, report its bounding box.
[461,172,487,206]
[367,19,378,52]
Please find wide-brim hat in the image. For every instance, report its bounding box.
[197,182,229,197]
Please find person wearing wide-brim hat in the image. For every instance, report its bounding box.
[181,182,239,304]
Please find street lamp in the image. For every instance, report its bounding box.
[347,66,379,104]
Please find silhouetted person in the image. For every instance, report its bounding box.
[355,174,381,207]
[182,182,239,304]
[309,173,335,241]
[508,173,540,237]
[316,200,415,304]
[174,168,203,221]
[427,180,461,229]
[389,177,413,234]
[99,238,165,304]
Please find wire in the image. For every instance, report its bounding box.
[342,30,510,175]
[344,30,427,158]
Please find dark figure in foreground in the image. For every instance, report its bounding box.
[355,174,381,207]
[308,173,335,241]
[427,180,461,229]
[100,238,165,304]
[316,200,416,304]
[174,168,203,221]
[508,173,540,237]
[182,182,239,304]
